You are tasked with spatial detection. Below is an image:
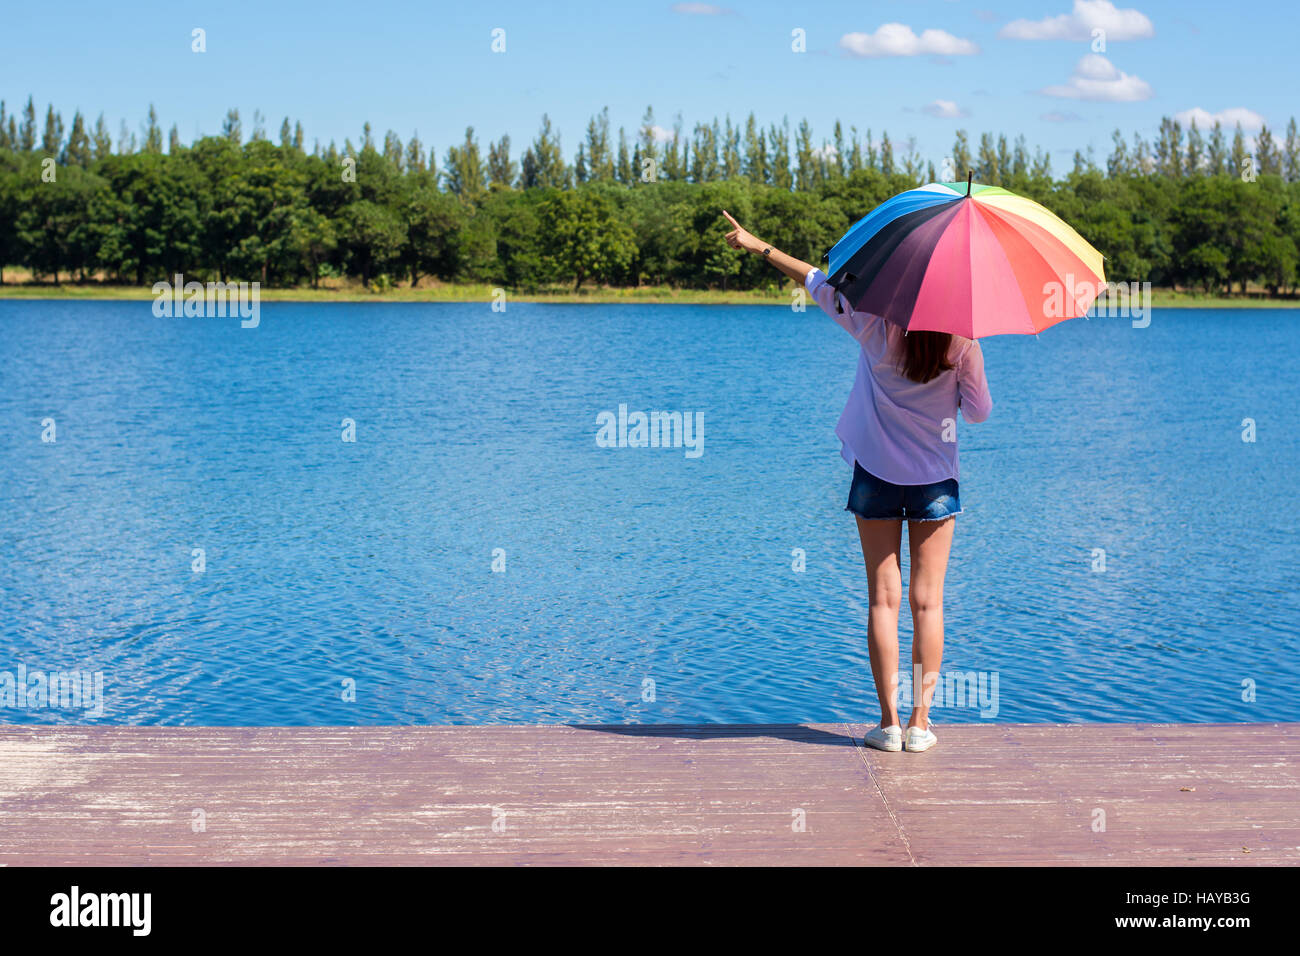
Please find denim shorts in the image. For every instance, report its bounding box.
[846,461,962,522]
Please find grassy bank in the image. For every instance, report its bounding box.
[0,279,1296,308]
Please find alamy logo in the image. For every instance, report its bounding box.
[50,886,151,936]
[0,664,104,716]
[595,403,704,458]
[152,273,260,328]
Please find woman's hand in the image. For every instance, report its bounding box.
[722,210,766,255]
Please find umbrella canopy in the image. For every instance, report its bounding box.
[824,179,1106,337]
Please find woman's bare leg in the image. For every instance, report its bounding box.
[906,517,955,730]
[855,517,904,727]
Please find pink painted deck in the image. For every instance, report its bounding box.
[1,723,1295,865]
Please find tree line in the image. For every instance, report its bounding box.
[1,96,1298,295]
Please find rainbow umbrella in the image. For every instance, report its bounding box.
[823,176,1105,338]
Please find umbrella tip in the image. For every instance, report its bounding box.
[966,170,972,196]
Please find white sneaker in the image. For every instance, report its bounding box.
[905,723,937,752]
[863,724,903,752]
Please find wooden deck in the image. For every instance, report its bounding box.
[1,723,1296,866]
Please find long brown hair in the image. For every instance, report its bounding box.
[898,331,954,384]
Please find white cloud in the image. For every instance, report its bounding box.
[812,143,839,161]
[840,23,979,58]
[1042,54,1152,101]
[1173,107,1266,131]
[922,99,969,118]
[1001,1,1154,41]
[648,125,676,143]
[671,3,731,14]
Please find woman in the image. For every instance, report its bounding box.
[722,211,992,753]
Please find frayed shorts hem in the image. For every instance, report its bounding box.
[845,505,963,523]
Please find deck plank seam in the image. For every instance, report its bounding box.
[844,723,917,866]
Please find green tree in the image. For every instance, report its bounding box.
[537,188,635,290]
[402,186,467,284]
[337,199,405,286]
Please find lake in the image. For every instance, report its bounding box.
[1,298,1297,725]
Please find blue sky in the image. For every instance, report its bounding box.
[2,1,1295,170]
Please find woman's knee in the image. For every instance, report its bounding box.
[908,583,944,616]
[869,577,903,611]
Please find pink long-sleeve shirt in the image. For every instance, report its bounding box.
[806,268,992,486]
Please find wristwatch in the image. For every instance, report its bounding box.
[762,247,772,256]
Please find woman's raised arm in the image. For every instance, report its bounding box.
[721,210,816,286]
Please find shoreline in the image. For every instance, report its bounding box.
[0,283,1296,308]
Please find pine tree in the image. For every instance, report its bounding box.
[901,137,924,182]
[1107,129,1130,177]
[721,116,741,179]
[1206,122,1227,175]
[406,132,427,174]
[1185,119,1204,175]
[168,124,181,154]
[996,135,1011,181]
[1283,117,1299,182]
[616,127,633,183]
[384,130,404,169]
[144,105,162,154]
[1031,146,1051,179]
[222,108,242,144]
[520,114,567,188]
[976,132,998,182]
[41,104,64,155]
[742,113,765,183]
[637,105,658,177]
[574,143,589,183]
[91,114,112,159]
[951,130,971,179]
[1229,122,1248,176]
[879,130,894,176]
[62,111,92,166]
[768,117,791,188]
[690,120,719,183]
[0,101,7,149]
[794,118,816,190]
[1012,134,1029,178]
[657,114,685,181]
[583,107,614,181]
[847,126,863,173]
[1154,117,1183,177]
[1255,125,1280,175]
[279,117,292,148]
[293,122,304,151]
[443,127,486,199]
[19,96,36,150]
[487,134,517,189]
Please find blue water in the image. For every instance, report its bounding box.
[1,299,1297,725]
